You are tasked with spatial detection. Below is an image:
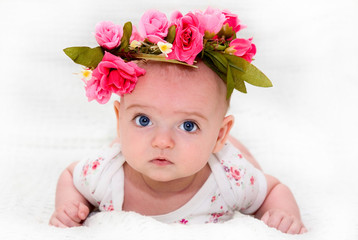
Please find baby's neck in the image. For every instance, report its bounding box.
[122,163,211,215]
[124,163,211,196]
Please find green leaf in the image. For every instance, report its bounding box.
[63,46,104,69]
[202,57,227,83]
[226,65,235,99]
[230,66,247,93]
[224,54,273,88]
[133,53,197,68]
[166,25,176,44]
[203,50,228,74]
[119,21,132,52]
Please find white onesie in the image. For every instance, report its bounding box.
[73,142,267,224]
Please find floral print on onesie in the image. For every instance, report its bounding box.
[73,142,267,224]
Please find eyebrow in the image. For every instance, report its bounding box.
[126,104,208,121]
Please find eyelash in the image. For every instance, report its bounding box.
[133,114,152,127]
[179,120,200,133]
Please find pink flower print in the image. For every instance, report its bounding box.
[220,160,230,172]
[102,200,114,211]
[250,176,255,185]
[212,212,225,218]
[211,196,216,202]
[210,212,226,223]
[179,219,188,224]
[230,166,241,181]
[92,159,100,170]
[237,153,243,159]
[82,164,89,177]
[107,204,114,211]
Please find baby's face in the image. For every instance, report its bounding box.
[116,61,233,182]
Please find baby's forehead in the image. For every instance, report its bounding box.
[122,61,228,113]
[137,61,227,97]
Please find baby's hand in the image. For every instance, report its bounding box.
[261,209,307,234]
[49,201,90,228]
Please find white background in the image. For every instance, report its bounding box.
[0,0,357,239]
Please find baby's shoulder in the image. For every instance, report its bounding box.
[214,142,248,166]
[211,142,264,189]
[73,144,125,182]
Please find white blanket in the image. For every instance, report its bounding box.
[0,0,357,239]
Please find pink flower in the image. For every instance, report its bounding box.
[167,13,203,65]
[85,78,111,104]
[139,10,169,42]
[130,25,144,42]
[95,21,123,50]
[230,166,241,181]
[222,9,246,33]
[169,10,183,25]
[85,52,146,104]
[195,7,226,37]
[227,38,256,63]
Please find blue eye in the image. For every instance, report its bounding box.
[180,121,198,132]
[134,115,152,127]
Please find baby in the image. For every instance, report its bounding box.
[50,61,306,233]
[49,8,307,234]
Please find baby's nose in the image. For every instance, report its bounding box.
[151,129,174,149]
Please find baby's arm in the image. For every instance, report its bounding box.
[255,175,307,234]
[228,136,307,234]
[49,162,93,227]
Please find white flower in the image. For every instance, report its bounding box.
[129,40,142,49]
[157,41,173,57]
[81,68,92,81]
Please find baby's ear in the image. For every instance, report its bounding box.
[212,115,235,153]
[113,100,121,137]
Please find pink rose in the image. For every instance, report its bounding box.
[169,10,183,26]
[85,78,111,104]
[85,52,146,104]
[228,38,256,63]
[195,7,226,37]
[167,13,203,65]
[222,9,246,33]
[139,10,169,42]
[95,21,123,50]
[130,25,144,42]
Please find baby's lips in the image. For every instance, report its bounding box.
[150,158,173,166]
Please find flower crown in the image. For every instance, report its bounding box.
[64,7,272,104]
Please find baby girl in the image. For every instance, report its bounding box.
[49,8,307,234]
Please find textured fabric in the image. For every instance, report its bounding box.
[73,142,267,224]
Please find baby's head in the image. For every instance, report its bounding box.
[113,61,234,182]
[64,8,272,181]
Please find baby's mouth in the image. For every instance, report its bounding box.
[150,158,173,166]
